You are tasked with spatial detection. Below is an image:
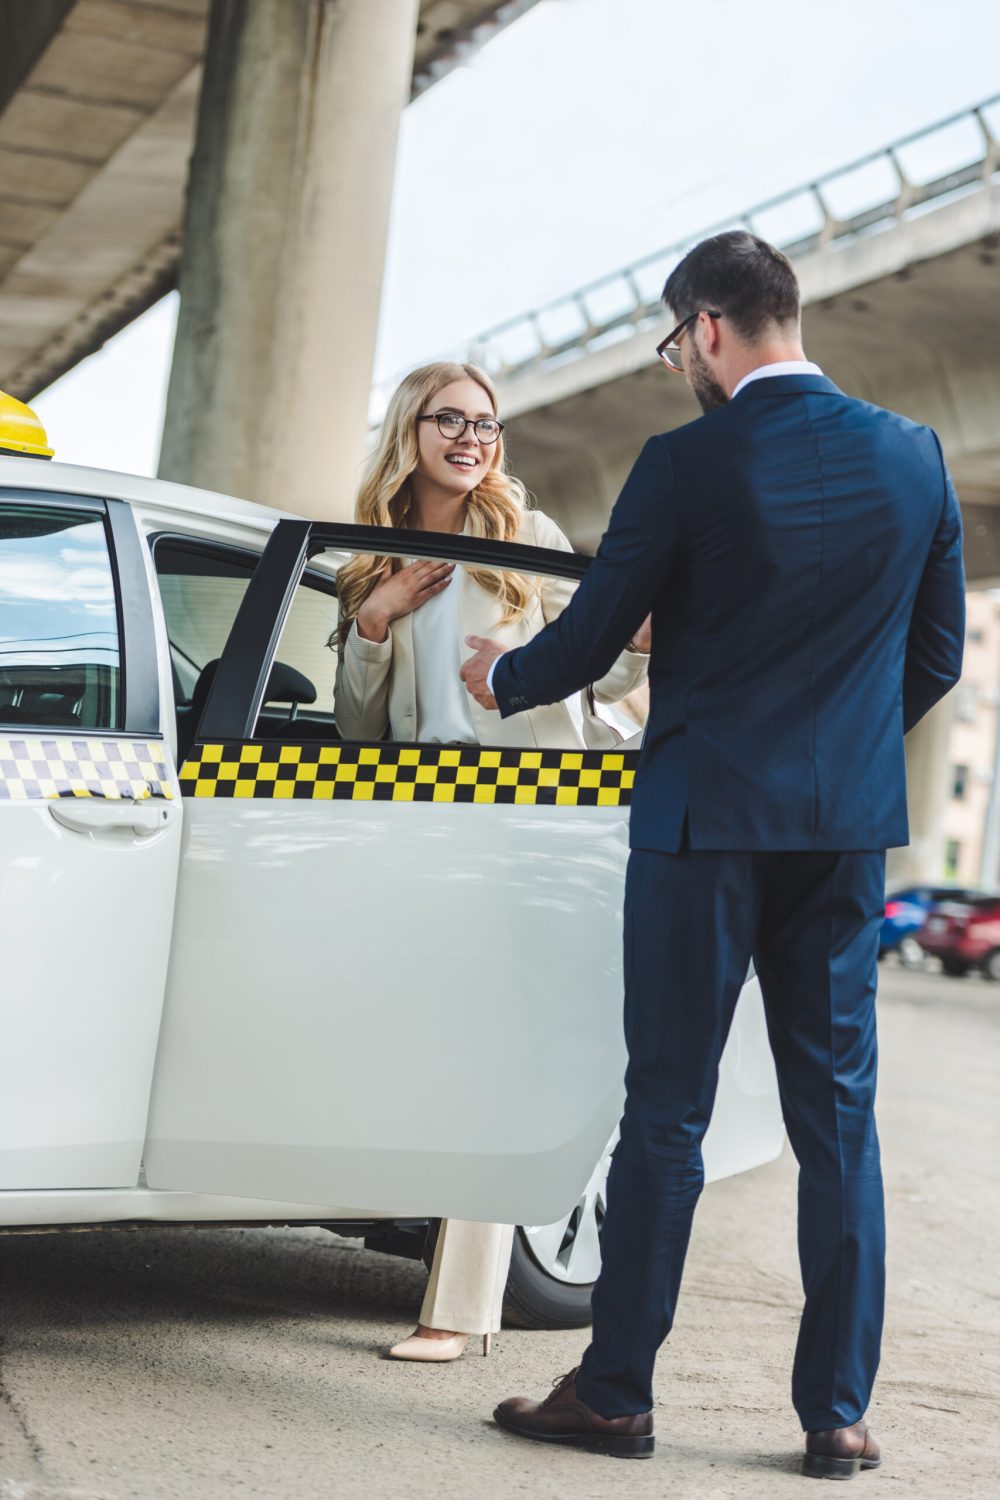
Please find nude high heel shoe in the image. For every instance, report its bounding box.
[387,1332,492,1361]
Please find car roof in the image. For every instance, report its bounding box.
[0,455,298,530]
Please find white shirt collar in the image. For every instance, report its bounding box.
[732,360,823,399]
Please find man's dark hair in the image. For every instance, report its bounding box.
[662,230,800,342]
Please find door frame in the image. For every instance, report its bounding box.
[195,520,591,744]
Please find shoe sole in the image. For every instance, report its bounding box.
[802,1453,883,1480]
[493,1407,654,1459]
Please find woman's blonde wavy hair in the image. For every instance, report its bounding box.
[334,362,535,647]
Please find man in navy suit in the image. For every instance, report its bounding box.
[461,231,965,1478]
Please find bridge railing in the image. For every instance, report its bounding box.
[372,94,1000,417]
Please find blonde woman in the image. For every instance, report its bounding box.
[334,362,649,1362]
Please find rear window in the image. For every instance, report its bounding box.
[0,504,120,730]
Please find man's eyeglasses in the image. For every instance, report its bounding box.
[656,309,722,372]
[418,412,505,444]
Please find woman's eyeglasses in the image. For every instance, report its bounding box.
[418,412,505,444]
[656,309,722,371]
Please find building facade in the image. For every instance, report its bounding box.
[943,591,1000,886]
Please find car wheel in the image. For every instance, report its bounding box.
[503,1131,617,1330]
[942,958,969,978]
[982,949,1000,982]
[897,936,926,970]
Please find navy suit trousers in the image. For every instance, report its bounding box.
[575,844,887,1430]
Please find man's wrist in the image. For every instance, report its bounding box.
[486,653,505,696]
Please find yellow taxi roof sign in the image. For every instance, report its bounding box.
[0,390,54,459]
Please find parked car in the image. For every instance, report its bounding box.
[881,885,982,968]
[916,895,1000,979]
[0,431,785,1329]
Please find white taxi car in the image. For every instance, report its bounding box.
[0,396,783,1328]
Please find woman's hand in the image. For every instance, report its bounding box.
[355,560,455,643]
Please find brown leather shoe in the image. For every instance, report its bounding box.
[493,1368,654,1459]
[803,1420,882,1480]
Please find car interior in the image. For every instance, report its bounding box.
[0,668,120,731]
[152,535,341,759]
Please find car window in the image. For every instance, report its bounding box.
[262,544,645,749]
[0,504,120,730]
[153,537,338,744]
[269,582,338,711]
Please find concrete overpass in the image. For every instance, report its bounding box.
[0,0,538,406]
[408,97,1000,581]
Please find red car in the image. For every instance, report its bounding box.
[916,897,1000,979]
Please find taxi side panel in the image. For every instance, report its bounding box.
[1,780,181,1189]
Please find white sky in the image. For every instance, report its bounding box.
[33,0,1000,476]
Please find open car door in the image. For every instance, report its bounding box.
[142,520,778,1223]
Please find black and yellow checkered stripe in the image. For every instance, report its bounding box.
[0,734,173,801]
[179,742,637,806]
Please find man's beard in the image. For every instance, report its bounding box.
[688,344,728,413]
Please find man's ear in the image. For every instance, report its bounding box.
[700,309,722,355]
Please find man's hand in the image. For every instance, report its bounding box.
[461,635,505,709]
[629,613,653,654]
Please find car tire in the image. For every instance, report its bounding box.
[897,936,926,970]
[981,949,1000,981]
[942,958,969,978]
[503,1131,617,1329]
[503,1226,596,1330]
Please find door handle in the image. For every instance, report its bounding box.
[48,798,173,838]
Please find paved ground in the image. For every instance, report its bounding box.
[1,964,998,1500]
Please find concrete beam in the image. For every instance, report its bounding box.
[0,0,75,115]
[0,0,211,397]
[0,0,538,401]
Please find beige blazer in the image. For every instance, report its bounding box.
[334,509,648,750]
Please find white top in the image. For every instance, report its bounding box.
[410,569,478,743]
[732,359,823,398]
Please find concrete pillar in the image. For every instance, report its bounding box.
[887,692,957,886]
[158,0,418,518]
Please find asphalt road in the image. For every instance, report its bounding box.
[1,963,998,1500]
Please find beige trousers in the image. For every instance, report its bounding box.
[419,1219,515,1335]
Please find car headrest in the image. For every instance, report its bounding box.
[189,658,317,721]
[263,660,317,706]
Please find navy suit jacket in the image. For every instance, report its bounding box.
[493,374,966,853]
